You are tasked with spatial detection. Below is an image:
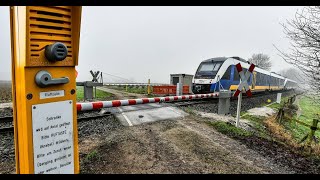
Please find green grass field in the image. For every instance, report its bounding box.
[243,94,320,143]
[107,85,149,94]
[76,86,113,101]
[283,96,320,141]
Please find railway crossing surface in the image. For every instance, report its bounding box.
[107,103,188,126]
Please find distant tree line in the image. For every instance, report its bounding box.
[248,53,272,71]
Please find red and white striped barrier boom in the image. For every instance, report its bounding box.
[76,93,219,111]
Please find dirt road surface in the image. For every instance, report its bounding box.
[79,113,293,174]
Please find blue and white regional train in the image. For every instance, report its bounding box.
[192,57,297,94]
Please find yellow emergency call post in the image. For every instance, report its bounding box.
[10,6,82,174]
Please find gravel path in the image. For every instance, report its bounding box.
[0,107,16,174]
[0,132,15,174]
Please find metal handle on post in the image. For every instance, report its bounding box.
[35,70,69,88]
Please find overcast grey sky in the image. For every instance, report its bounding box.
[0,6,302,83]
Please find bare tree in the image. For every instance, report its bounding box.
[248,53,272,70]
[275,6,320,96]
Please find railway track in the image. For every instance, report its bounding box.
[0,116,13,123]
[0,89,296,134]
[0,127,14,133]
[0,99,210,133]
[0,113,112,134]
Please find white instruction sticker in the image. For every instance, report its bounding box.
[32,100,74,174]
[40,90,65,99]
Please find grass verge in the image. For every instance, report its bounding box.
[241,114,270,139]
[282,95,320,142]
[107,85,148,94]
[266,95,291,110]
[207,121,253,139]
[76,86,113,101]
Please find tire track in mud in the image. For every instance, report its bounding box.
[80,115,289,174]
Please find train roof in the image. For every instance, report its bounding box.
[202,56,249,63]
[201,56,297,83]
[202,57,228,63]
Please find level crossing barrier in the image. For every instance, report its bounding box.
[77,92,219,111]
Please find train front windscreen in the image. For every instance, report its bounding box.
[195,61,223,79]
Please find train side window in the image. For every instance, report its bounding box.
[255,73,259,85]
[270,77,272,85]
[221,66,232,80]
[259,73,264,85]
[257,73,261,85]
[262,73,266,85]
[264,74,268,85]
[258,73,263,85]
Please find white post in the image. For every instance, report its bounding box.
[276,93,282,104]
[236,91,242,127]
[176,83,182,96]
